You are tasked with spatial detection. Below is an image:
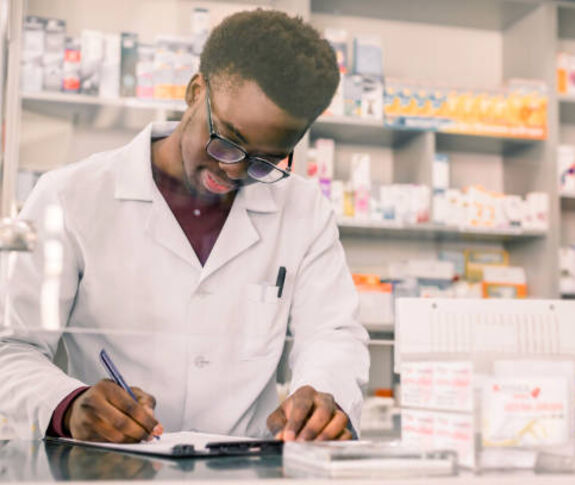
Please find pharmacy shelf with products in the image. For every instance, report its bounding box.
[12,0,572,436]
[557,3,575,300]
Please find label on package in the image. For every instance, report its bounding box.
[482,377,569,447]
[401,361,473,412]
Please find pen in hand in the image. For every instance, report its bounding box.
[99,349,162,440]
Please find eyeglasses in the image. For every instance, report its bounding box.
[204,80,293,184]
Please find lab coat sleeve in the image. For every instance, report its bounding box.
[287,194,370,434]
[0,172,87,439]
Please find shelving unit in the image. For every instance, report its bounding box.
[337,217,546,241]
[14,0,573,393]
[558,2,575,301]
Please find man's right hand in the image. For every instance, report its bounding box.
[64,379,163,443]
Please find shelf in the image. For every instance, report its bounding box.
[311,0,540,31]
[364,322,394,333]
[337,217,547,241]
[558,94,575,104]
[21,91,187,113]
[367,339,395,347]
[312,116,419,147]
[435,131,541,156]
[314,115,545,151]
[559,95,575,124]
[561,192,575,211]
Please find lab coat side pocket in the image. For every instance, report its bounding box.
[241,283,281,360]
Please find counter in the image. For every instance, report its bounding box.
[0,439,574,484]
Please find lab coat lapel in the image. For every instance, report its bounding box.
[114,122,201,269]
[146,190,202,269]
[201,183,278,281]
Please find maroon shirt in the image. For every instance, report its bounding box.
[47,160,232,437]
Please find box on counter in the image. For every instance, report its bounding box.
[360,77,383,120]
[324,28,348,74]
[100,33,120,98]
[353,34,383,80]
[120,32,138,97]
[558,145,575,194]
[42,18,66,92]
[173,40,198,99]
[433,153,450,191]
[352,273,394,327]
[21,16,46,92]
[465,249,509,282]
[80,29,104,95]
[136,44,155,99]
[153,36,177,99]
[343,74,363,117]
[62,36,81,93]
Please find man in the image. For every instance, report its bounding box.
[0,9,369,443]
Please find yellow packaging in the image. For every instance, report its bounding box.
[465,249,509,282]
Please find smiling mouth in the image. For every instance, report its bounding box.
[200,169,237,195]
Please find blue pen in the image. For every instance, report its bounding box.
[99,349,160,439]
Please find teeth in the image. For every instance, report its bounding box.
[203,170,233,193]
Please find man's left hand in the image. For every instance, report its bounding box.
[266,385,352,441]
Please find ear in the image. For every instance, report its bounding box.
[185,73,204,107]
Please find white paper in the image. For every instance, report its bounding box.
[54,431,252,456]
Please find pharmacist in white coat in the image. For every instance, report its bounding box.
[0,10,369,443]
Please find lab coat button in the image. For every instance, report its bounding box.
[194,355,210,368]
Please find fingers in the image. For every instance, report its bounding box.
[102,383,159,436]
[79,388,155,442]
[266,386,353,442]
[68,379,162,442]
[282,387,315,441]
[296,393,337,441]
[131,387,156,411]
[266,407,287,438]
[315,409,349,441]
[337,428,353,441]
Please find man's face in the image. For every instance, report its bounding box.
[178,75,308,200]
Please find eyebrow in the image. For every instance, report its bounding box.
[218,118,290,159]
[220,119,249,145]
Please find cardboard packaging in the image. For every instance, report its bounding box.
[42,18,66,92]
[80,30,104,95]
[120,32,138,97]
[62,36,81,93]
[21,16,45,92]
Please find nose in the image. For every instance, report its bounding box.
[219,161,248,180]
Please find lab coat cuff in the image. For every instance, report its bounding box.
[40,377,89,438]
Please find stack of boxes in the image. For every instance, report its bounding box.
[384,79,548,140]
[557,52,575,96]
[559,145,575,195]
[560,246,575,295]
[21,9,207,101]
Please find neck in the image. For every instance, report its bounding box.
[151,134,181,179]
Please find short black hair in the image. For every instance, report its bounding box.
[199,9,339,121]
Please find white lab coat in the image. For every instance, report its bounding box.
[0,122,369,439]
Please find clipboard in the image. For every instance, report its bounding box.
[46,431,283,458]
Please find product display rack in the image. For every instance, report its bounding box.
[558,3,575,301]
[11,0,574,394]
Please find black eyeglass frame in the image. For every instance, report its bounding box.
[204,80,293,184]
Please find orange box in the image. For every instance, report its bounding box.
[482,282,527,299]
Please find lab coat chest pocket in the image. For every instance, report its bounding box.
[241,283,282,360]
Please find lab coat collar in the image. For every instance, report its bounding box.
[114,122,280,273]
[114,121,279,213]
